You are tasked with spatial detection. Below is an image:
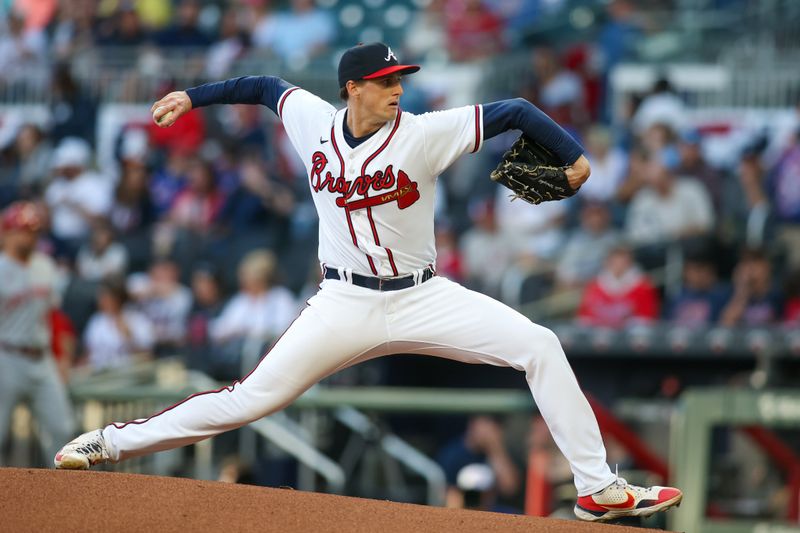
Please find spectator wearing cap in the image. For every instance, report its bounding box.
[631,78,686,135]
[0,201,75,466]
[577,243,660,329]
[44,137,113,259]
[625,146,714,260]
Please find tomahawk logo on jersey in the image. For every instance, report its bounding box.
[278,88,482,278]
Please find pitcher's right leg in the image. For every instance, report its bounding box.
[56,280,388,467]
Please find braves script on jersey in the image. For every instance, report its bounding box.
[279,87,481,277]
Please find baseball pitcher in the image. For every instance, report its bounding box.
[55,43,681,522]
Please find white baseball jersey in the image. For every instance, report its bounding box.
[277,88,484,277]
[0,252,59,350]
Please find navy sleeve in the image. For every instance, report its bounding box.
[185,76,295,116]
[483,98,584,165]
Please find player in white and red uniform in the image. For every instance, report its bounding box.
[0,202,75,466]
[56,43,681,522]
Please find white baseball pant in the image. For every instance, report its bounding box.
[103,275,616,496]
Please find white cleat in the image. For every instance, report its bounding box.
[54,429,110,470]
[574,477,683,522]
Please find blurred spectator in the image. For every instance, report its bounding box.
[597,0,642,75]
[83,279,154,370]
[51,0,98,60]
[615,144,649,204]
[767,129,800,270]
[185,265,224,372]
[206,7,249,79]
[722,147,771,249]
[577,244,660,328]
[153,0,210,48]
[217,157,294,252]
[531,47,585,129]
[664,251,730,327]
[210,249,296,344]
[12,123,53,195]
[631,78,686,135]
[96,5,149,47]
[555,201,620,290]
[495,186,566,263]
[49,63,98,145]
[44,137,113,258]
[250,0,335,66]
[460,199,515,298]
[0,10,48,90]
[149,151,189,217]
[404,0,447,62]
[452,463,521,514]
[76,220,129,282]
[720,248,783,327]
[434,223,464,282]
[437,416,521,507]
[168,158,223,232]
[579,125,628,203]
[109,159,155,271]
[127,258,192,353]
[625,147,714,249]
[444,0,505,62]
[676,129,723,214]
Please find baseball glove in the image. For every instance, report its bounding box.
[490,134,578,204]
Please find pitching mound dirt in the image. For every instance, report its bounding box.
[1,468,665,532]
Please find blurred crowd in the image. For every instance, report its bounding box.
[0,0,798,383]
[0,1,797,520]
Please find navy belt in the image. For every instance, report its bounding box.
[324,266,434,291]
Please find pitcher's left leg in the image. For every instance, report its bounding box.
[389,276,615,495]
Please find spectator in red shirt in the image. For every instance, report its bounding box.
[577,243,660,329]
[444,0,505,62]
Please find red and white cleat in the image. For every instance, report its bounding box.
[54,429,110,470]
[574,477,683,522]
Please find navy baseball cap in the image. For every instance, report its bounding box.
[338,42,420,89]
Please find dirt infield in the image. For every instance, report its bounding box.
[1,468,666,532]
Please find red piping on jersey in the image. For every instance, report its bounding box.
[360,110,403,277]
[331,122,379,275]
[277,87,300,120]
[110,306,307,431]
[471,105,481,153]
